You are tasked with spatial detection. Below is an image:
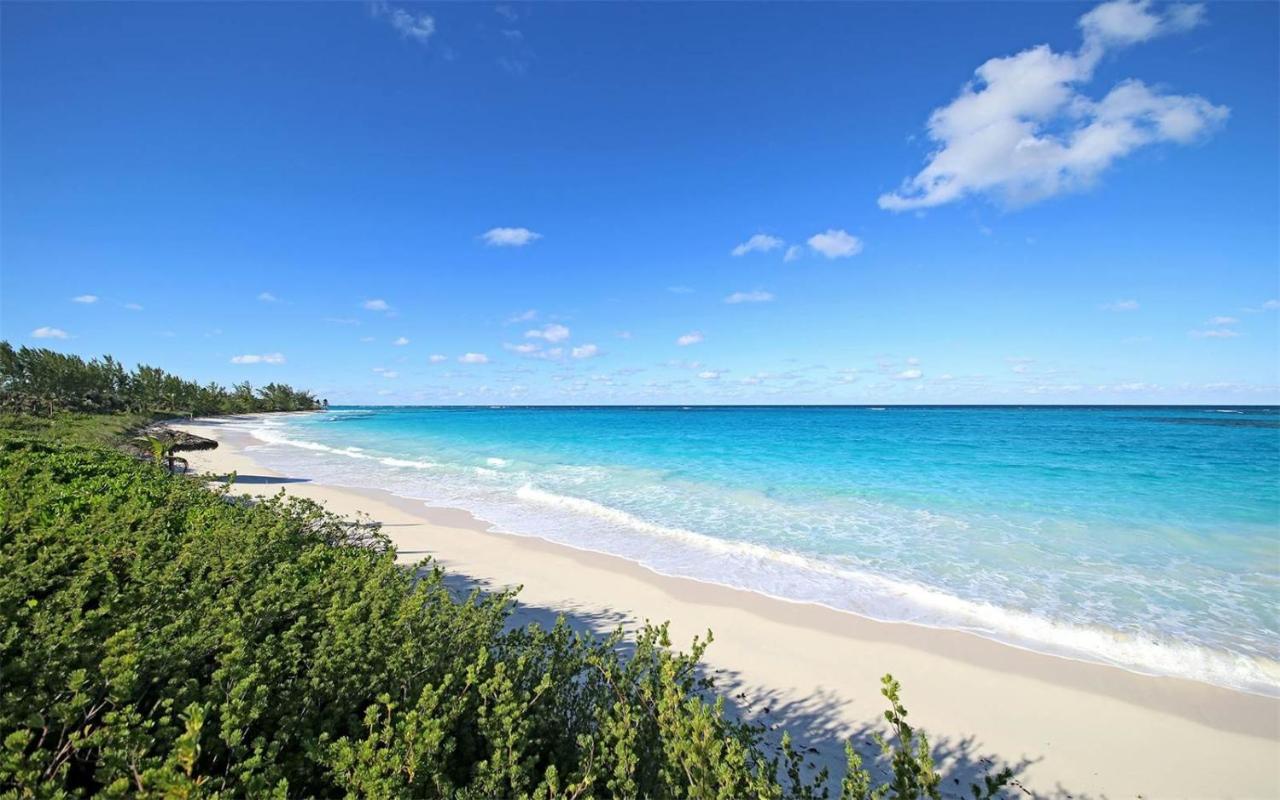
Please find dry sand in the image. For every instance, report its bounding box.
[171,417,1280,798]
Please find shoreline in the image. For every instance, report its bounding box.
[171,415,1280,797]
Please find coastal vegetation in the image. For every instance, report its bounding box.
[0,342,321,417]
[0,355,1012,798]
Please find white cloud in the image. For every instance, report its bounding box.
[506,309,538,324]
[894,369,923,380]
[1190,328,1240,339]
[783,245,803,263]
[731,233,784,257]
[1263,299,1280,310]
[371,1,435,43]
[676,331,703,347]
[362,299,390,311]
[668,285,694,294]
[482,227,542,247]
[616,330,633,339]
[571,344,601,359]
[879,1,1224,211]
[1102,299,1140,311]
[257,292,278,303]
[807,229,864,259]
[231,353,286,364]
[393,336,410,346]
[124,303,144,311]
[525,323,570,343]
[32,326,69,339]
[504,342,540,354]
[360,336,376,343]
[459,352,490,363]
[1208,316,1238,325]
[71,295,98,304]
[697,370,721,380]
[724,290,775,304]
[429,354,448,363]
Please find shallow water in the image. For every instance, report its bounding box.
[221,405,1280,695]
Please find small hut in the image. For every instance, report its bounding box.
[132,427,218,473]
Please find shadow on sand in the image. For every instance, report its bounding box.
[431,569,1077,800]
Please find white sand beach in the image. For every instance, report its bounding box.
[172,417,1280,798]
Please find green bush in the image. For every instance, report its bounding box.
[0,430,1009,798]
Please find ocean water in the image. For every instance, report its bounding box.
[221,406,1280,695]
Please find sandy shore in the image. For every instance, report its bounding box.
[172,416,1279,798]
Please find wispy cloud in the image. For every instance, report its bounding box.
[393,336,410,346]
[571,344,601,359]
[724,290,775,304]
[525,323,570,343]
[459,352,490,364]
[1190,328,1240,339]
[879,0,1225,211]
[731,233,784,257]
[506,309,538,324]
[362,299,391,311]
[697,370,722,380]
[257,291,278,303]
[231,352,286,364]
[783,245,803,263]
[808,229,864,259]
[124,303,144,311]
[32,326,69,339]
[667,286,694,295]
[371,1,435,44]
[676,331,703,347]
[1207,316,1238,326]
[429,354,449,363]
[482,227,542,247]
[1101,299,1140,311]
[504,342,541,354]
[894,369,923,380]
[71,295,98,304]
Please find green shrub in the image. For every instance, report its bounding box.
[0,430,1009,798]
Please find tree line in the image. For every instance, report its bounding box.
[0,342,322,417]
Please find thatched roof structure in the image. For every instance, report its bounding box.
[131,426,219,454]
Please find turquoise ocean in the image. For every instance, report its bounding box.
[221,406,1280,695]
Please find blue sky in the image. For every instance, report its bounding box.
[2,1,1276,404]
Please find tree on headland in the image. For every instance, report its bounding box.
[0,342,319,416]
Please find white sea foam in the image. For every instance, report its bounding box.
[224,415,1280,697]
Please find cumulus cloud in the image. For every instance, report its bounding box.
[32,326,69,339]
[371,1,435,43]
[362,299,390,311]
[571,344,601,359]
[459,352,490,363]
[724,290,775,304]
[393,336,410,346]
[808,229,864,259]
[71,295,98,304]
[525,323,570,343]
[697,370,721,380]
[894,369,923,380]
[429,354,448,363]
[1102,299,1140,311]
[676,331,703,347]
[879,0,1225,211]
[731,233,784,257]
[231,353,286,364]
[482,227,542,247]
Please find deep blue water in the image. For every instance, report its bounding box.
[225,406,1280,694]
